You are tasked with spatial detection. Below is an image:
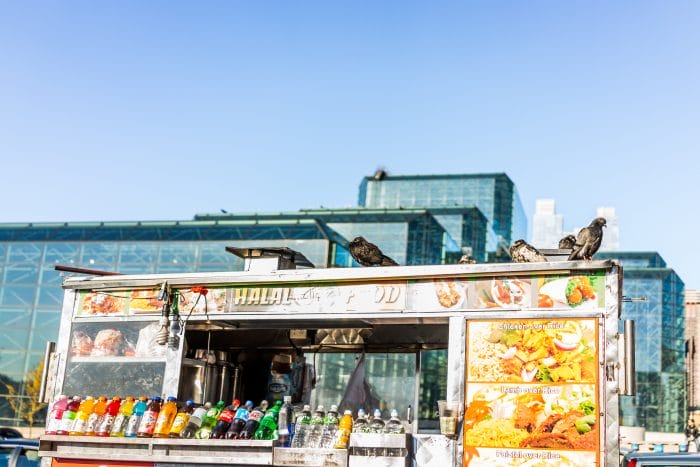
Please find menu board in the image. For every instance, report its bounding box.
[464,318,600,466]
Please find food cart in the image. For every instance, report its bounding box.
[38,247,631,467]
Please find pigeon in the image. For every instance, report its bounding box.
[458,254,477,264]
[348,236,398,267]
[558,235,576,250]
[568,217,607,260]
[509,239,548,263]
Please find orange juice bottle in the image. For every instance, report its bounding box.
[153,396,178,437]
[334,410,354,449]
[69,396,95,435]
[110,396,135,437]
[85,396,108,436]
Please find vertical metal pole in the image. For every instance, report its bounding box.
[38,341,56,403]
[624,319,636,396]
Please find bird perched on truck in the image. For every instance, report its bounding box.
[509,239,548,263]
[348,236,399,267]
[558,235,577,250]
[568,217,607,260]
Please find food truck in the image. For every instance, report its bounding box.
[38,247,632,467]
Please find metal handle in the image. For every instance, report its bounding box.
[38,341,56,403]
[622,320,636,396]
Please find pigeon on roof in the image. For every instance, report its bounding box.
[568,217,607,261]
[509,239,548,263]
[558,235,577,250]
[348,236,399,267]
[458,254,477,264]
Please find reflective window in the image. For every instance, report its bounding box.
[0,286,36,306]
[7,244,42,263]
[3,264,39,284]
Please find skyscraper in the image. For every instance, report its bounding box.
[531,199,564,248]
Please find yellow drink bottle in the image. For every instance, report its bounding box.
[153,396,178,437]
[69,396,95,435]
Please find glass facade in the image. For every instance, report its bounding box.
[598,252,686,432]
[0,221,339,426]
[358,173,527,258]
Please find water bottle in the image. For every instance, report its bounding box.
[305,405,325,448]
[225,402,252,439]
[319,405,339,448]
[384,409,405,457]
[180,402,210,439]
[281,396,295,443]
[351,409,369,456]
[369,409,386,456]
[290,404,311,448]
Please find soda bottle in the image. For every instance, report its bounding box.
[57,396,81,435]
[195,400,225,439]
[45,395,69,435]
[96,397,121,436]
[137,396,162,437]
[319,404,339,448]
[305,405,325,448]
[239,400,268,440]
[334,410,353,449]
[69,396,95,435]
[225,401,253,439]
[152,396,178,437]
[169,400,194,438]
[253,401,281,440]
[368,409,386,456]
[110,396,135,437]
[84,396,108,436]
[211,400,240,439]
[124,397,148,437]
[290,404,311,448]
[280,396,294,445]
[180,402,210,439]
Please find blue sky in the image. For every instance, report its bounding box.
[1,1,698,287]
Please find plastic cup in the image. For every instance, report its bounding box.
[437,400,460,436]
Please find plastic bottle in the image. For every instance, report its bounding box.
[153,396,178,437]
[319,404,339,448]
[368,409,386,456]
[290,404,311,448]
[239,400,269,440]
[385,410,404,434]
[180,402,210,439]
[277,407,290,447]
[68,396,95,436]
[169,400,194,438]
[57,396,82,435]
[137,396,162,437]
[85,396,108,436]
[225,401,253,439]
[124,397,148,437]
[334,410,353,449]
[351,409,369,456]
[211,400,240,439]
[305,405,325,448]
[45,395,69,435]
[110,396,135,437]
[280,396,294,446]
[96,397,121,436]
[253,401,282,440]
[195,400,225,439]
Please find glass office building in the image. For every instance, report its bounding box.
[0,170,502,426]
[598,251,686,432]
[358,173,527,258]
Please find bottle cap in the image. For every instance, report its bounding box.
[374,409,382,417]
[344,410,352,415]
[139,396,148,401]
[284,395,292,403]
[167,396,177,402]
[390,409,398,417]
[330,405,338,411]
[112,397,121,401]
[153,396,162,401]
[303,404,311,411]
[186,400,194,405]
[358,408,366,416]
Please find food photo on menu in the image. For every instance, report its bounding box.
[467,319,597,384]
